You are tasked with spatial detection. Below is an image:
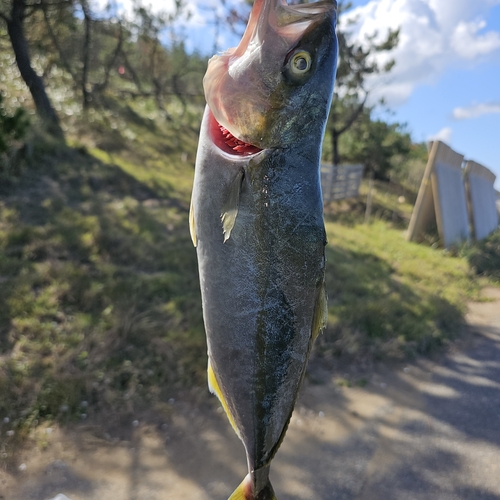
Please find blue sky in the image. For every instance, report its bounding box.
[343,0,500,189]
[110,0,500,189]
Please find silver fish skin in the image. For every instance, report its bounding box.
[190,1,337,499]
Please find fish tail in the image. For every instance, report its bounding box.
[228,472,277,500]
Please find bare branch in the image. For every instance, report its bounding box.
[335,91,368,136]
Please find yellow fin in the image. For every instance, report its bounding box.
[189,197,197,247]
[228,474,277,500]
[228,475,251,500]
[221,169,244,243]
[311,281,328,342]
[208,360,241,438]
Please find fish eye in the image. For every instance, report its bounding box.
[289,50,312,75]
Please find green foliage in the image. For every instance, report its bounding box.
[18,0,206,113]
[0,94,28,150]
[0,92,29,173]
[464,229,500,281]
[389,142,428,194]
[336,108,413,180]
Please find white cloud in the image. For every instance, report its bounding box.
[453,102,500,120]
[428,127,452,143]
[343,0,500,106]
[451,20,500,59]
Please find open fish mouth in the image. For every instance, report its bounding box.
[203,0,337,150]
[208,110,263,157]
[234,0,338,56]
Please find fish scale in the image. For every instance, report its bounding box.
[190,1,338,498]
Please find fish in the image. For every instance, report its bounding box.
[189,0,338,498]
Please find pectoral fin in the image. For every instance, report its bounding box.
[189,197,197,247]
[221,169,245,243]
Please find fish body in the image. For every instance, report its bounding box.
[190,1,338,498]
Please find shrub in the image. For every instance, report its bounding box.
[0,92,30,176]
[465,229,500,281]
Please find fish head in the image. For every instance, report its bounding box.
[204,0,338,154]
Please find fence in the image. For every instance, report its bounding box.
[321,163,364,203]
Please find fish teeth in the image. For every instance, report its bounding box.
[218,124,262,155]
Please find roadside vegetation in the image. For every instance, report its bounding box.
[463,230,500,283]
[0,0,498,470]
[322,217,480,361]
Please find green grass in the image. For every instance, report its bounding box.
[325,179,417,230]
[0,102,206,456]
[462,228,500,282]
[317,218,481,360]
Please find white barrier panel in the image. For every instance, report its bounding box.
[465,161,499,240]
[433,158,470,247]
[407,141,470,247]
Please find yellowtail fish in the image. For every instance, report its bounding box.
[190,1,338,498]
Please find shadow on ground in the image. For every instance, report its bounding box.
[5,307,500,499]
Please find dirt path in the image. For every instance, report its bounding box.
[2,288,500,500]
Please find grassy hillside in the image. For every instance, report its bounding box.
[0,97,495,465]
[0,100,205,448]
[322,219,477,360]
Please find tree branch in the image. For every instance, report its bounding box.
[41,1,77,81]
[93,21,124,94]
[335,91,369,137]
[80,0,92,109]
[121,49,144,93]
